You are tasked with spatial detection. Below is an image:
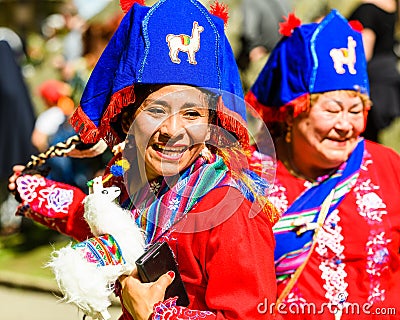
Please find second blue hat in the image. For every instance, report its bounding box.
[246,9,369,122]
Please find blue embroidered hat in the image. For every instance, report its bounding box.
[70,0,247,147]
[245,9,370,122]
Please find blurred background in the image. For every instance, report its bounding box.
[1,0,398,130]
[3,0,397,113]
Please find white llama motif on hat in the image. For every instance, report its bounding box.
[166,21,204,65]
[329,36,357,75]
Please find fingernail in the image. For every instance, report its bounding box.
[15,172,21,177]
[167,271,175,279]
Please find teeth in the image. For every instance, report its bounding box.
[154,144,186,154]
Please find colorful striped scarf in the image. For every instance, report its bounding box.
[124,154,268,245]
[274,139,365,279]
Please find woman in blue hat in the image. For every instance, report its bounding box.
[246,10,400,320]
[9,0,279,319]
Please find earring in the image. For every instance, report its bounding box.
[200,145,212,162]
[285,126,292,144]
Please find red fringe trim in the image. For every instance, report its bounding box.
[70,106,100,144]
[216,96,250,150]
[245,91,311,123]
[246,90,370,134]
[98,85,136,146]
[70,85,136,147]
[292,94,311,117]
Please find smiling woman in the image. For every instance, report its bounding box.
[288,90,367,180]
[128,85,211,183]
[245,9,400,320]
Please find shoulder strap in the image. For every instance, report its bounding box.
[275,189,335,308]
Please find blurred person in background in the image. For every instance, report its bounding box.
[348,0,400,142]
[32,79,73,153]
[237,0,293,91]
[41,3,122,108]
[0,38,36,235]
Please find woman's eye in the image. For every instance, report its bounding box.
[147,107,165,115]
[326,109,340,114]
[183,110,202,119]
[350,109,363,115]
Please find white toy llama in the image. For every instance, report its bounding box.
[48,176,145,320]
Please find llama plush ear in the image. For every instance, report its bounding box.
[120,0,146,13]
[88,176,104,194]
[209,0,229,26]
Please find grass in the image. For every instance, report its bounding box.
[380,118,400,153]
[0,222,70,281]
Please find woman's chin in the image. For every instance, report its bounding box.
[322,151,350,167]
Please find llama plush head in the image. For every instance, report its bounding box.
[48,176,145,320]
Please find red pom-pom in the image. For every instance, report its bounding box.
[279,13,301,37]
[120,0,145,14]
[348,20,364,32]
[209,0,229,25]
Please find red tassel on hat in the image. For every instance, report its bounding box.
[279,13,301,37]
[209,0,229,25]
[120,0,146,13]
[348,20,364,32]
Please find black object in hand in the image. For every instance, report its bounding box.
[135,241,190,307]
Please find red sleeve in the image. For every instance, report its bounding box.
[16,174,92,241]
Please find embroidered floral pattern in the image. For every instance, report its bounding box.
[276,147,391,307]
[354,151,389,303]
[168,198,180,211]
[355,180,387,223]
[284,290,307,305]
[17,175,74,215]
[38,184,74,213]
[17,175,46,202]
[153,297,214,320]
[316,209,348,305]
[365,231,390,303]
[150,180,161,193]
[158,229,177,247]
[268,183,288,214]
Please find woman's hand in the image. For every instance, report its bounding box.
[8,165,25,193]
[119,268,175,320]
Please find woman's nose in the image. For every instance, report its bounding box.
[335,113,352,131]
[159,113,182,137]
